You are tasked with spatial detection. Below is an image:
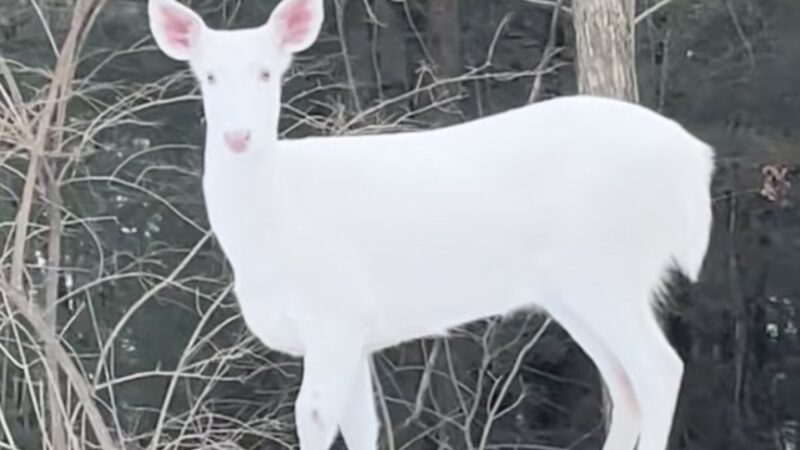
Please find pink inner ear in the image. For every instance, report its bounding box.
[279,0,313,46]
[160,6,195,49]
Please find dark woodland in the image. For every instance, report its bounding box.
[0,0,799,449]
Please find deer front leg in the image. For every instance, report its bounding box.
[339,355,378,450]
[295,329,367,450]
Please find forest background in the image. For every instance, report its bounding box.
[0,0,798,449]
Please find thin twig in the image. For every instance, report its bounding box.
[372,357,396,450]
[529,0,565,103]
[477,318,552,450]
[405,339,441,425]
[723,0,755,67]
[42,161,67,450]
[27,0,59,56]
[333,0,363,112]
[92,232,212,383]
[0,282,119,450]
[148,284,233,450]
[635,0,679,25]
[519,0,572,16]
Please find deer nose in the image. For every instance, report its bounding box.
[223,130,251,153]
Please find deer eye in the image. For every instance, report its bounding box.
[206,73,216,84]
[259,70,270,82]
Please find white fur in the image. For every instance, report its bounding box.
[148,0,715,449]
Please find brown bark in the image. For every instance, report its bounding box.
[573,0,638,102]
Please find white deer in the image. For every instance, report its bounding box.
[148,0,714,449]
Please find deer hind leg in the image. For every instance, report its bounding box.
[339,356,379,450]
[546,301,641,450]
[615,304,683,450]
[296,330,368,450]
[554,285,683,450]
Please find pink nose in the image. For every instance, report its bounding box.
[224,130,251,153]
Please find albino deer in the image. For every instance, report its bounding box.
[148,0,714,449]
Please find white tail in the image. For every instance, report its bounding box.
[148,0,715,449]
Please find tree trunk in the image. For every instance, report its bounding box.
[426,0,461,80]
[424,0,462,124]
[342,0,372,108]
[572,0,638,102]
[374,0,408,98]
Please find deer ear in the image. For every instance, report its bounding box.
[265,0,324,54]
[148,0,206,61]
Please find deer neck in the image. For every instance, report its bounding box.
[201,136,286,275]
